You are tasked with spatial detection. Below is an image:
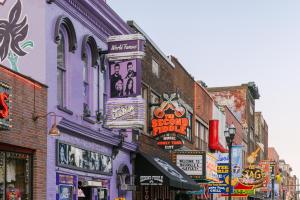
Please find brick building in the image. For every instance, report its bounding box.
[255,112,269,161]
[207,82,260,154]
[128,21,200,200]
[193,82,213,151]
[0,65,47,200]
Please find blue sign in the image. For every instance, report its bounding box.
[231,145,243,178]
[208,184,229,194]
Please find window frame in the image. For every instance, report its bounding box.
[57,29,67,108]
[151,58,159,78]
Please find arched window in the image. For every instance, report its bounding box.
[83,44,91,116]
[55,15,77,108]
[81,35,98,117]
[57,30,66,107]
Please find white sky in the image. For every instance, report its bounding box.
[107,0,300,177]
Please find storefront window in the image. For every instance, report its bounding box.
[0,151,32,200]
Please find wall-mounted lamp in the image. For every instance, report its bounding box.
[112,129,128,160]
[32,112,61,136]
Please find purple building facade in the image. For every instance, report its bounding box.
[45,1,137,200]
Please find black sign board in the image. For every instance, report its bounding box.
[140,176,164,186]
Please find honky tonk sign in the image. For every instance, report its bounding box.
[151,93,188,150]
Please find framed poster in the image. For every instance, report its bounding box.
[59,185,73,200]
[110,59,141,98]
[56,141,113,175]
[56,173,77,200]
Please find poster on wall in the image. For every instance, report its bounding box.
[57,141,112,175]
[56,173,77,200]
[0,82,11,130]
[110,59,141,98]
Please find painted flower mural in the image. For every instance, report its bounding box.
[0,0,33,71]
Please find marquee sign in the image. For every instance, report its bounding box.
[175,151,209,180]
[0,82,11,130]
[105,97,145,129]
[152,93,188,150]
[239,167,265,188]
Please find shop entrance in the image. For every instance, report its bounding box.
[78,181,108,200]
[0,151,32,200]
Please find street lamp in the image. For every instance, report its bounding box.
[224,124,236,200]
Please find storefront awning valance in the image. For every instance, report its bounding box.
[136,153,200,191]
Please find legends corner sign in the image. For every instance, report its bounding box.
[0,82,11,130]
[151,93,188,150]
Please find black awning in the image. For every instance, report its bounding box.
[135,152,200,191]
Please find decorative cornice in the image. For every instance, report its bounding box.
[54,15,78,52]
[81,35,99,67]
[48,0,132,43]
[57,118,137,152]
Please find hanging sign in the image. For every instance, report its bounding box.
[107,34,145,61]
[239,167,265,188]
[222,182,255,197]
[208,183,228,194]
[0,82,11,130]
[105,97,145,129]
[152,93,188,150]
[258,160,272,192]
[206,153,219,182]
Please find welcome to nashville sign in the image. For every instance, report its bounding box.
[0,82,11,130]
[151,93,188,150]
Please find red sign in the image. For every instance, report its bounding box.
[0,82,11,130]
[151,93,188,150]
[152,114,188,137]
[0,92,9,118]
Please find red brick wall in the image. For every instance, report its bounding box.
[224,106,243,145]
[170,56,194,107]
[0,66,47,200]
[268,147,279,162]
[194,82,213,124]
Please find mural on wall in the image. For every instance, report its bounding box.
[0,0,34,72]
[210,90,246,125]
[0,0,6,5]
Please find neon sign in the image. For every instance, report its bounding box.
[0,82,11,130]
[151,93,188,150]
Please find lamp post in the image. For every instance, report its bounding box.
[224,124,236,200]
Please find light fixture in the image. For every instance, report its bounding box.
[229,123,236,140]
[112,129,128,160]
[224,123,237,200]
[32,112,61,136]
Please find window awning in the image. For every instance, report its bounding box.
[136,153,200,191]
